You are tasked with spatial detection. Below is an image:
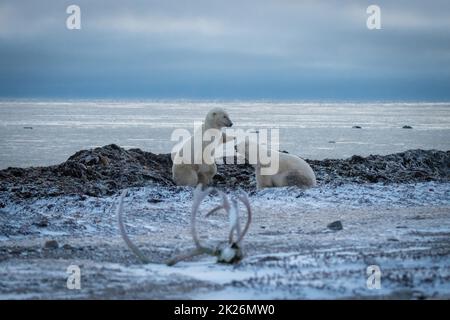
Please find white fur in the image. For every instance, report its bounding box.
[172,108,233,186]
[237,140,316,189]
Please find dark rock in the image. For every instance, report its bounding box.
[44,240,59,249]
[60,161,87,178]
[327,221,343,231]
[148,198,163,204]
[349,155,365,163]
[34,217,48,228]
[82,155,99,166]
[402,125,413,129]
[99,155,109,166]
[20,190,33,199]
[352,126,362,129]
[308,149,450,186]
[9,248,23,255]
[8,168,25,177]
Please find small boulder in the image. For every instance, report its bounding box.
[34,217,48,228]
[83,155,99,166]
[148,198,163,204]
[402,125,413,129]
[352,126,362,129]
[327,220,343,231]
[44,240,59,249]
[99,155,109,166]
[62,244,73,250]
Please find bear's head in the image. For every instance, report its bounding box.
[206,107,233,129]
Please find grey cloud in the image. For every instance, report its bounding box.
[0,0,449,99]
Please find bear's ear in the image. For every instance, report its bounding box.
[212,112,216,116]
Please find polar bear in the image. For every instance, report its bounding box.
[172,108,233,186]
[236,139,316,189]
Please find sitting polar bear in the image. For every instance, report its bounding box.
[172,108,233,186]
[236,139,316,189]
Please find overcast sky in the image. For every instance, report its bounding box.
[1,0,449,100]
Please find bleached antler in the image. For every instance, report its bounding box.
[117,185,253,266]
[236,192,252,244]
[227,198,241,244]
[168,186,253,265]
[117,189,152,264]
[190,185,216,255]
[167,185,217,266]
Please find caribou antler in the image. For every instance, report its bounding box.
[117,184,253,266]
[168,185,253,266]
[236,192,252,244]
[117,189,152,264]
[190,185,216,255]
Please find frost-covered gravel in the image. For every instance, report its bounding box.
[0,182,449,299]
[1,182,449,239]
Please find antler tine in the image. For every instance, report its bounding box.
[166,247,203,266]
[215,190,236,243]
[205,186,232,218]
[228,198,242,244]
[235,192,252,244]
[218,190,231,212]
[117,189,151,264]
[191,184,215,254]
[205,205,224,217]
[234,199,242,241]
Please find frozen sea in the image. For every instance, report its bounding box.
[0,100,449,169]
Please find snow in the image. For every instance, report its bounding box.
[0,181,449,299]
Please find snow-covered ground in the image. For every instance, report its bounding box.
[1,182,449,299]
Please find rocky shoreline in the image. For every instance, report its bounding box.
[0,144,449,200]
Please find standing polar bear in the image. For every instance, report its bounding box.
[236,139,316,189]
[172,108,233,186]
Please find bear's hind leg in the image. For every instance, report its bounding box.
[285,170,315,188]
[256,173,273,189]
[173,166,199,186]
